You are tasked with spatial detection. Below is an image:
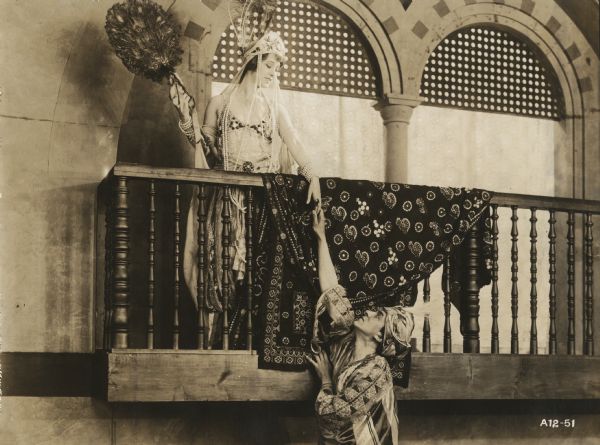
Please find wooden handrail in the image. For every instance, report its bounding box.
[491,191,600,213]
[113,163,263,187]
[110,163,600,213]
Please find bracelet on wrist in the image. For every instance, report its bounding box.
[178,118,195,144]
[178,117,193,131]
[298,164,315,182]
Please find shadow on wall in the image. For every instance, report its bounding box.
[47,20,132,131]
[117,74,195,168]
[58,23,122,126]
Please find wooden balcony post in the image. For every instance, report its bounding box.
[548,210,557,354]
[147,180,156,349]
[112,176,130,349]
[461,221,481,353]
[510,206,519,354]
[491,205,499,353]
[529,208,538,354]
[422,276,431,353]
[442,257,452,353]
[197,185,208,349]
[222,186,232,350]
[567,211,575,354]
[173,182,181,349]
[584,213,594,355]
[246,188,255,351]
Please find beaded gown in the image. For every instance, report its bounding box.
[183,93,294,344]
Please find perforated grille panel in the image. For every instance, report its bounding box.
[212,0,379,98]
[420,26,564,119]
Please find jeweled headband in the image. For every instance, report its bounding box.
[242,30,288,64]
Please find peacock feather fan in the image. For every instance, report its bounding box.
[105,0,183,82]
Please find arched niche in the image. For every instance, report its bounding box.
[407,4,599,200]
[175,0,403,126]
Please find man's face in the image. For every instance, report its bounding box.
[353,308,386,338]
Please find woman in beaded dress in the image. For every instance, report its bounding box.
[170,30,320,345]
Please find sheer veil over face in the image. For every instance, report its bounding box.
[256,53,282,88]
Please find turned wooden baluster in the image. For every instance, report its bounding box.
[491,204,499,354]
[422,314,431,353]
[196,185,209,350]
[442,257,452,353]
[422,276,431,353]
[112,176,130,349]
[423,275,431,302]
[147,180,156,349]
[548,210,557,354]
[462,220,481,353]
[246,188,255,351]
[222,186,232,350]
[510,206,519,354]
[529,208,538,355]
[173,182,181,349]
[584,213,594,355]
[567,211,575,355]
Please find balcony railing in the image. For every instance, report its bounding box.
[96,163,600,401]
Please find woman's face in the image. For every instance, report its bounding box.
[353,308,386,339]
[259,53,281,87]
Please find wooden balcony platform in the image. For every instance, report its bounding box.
[103,350,600,402]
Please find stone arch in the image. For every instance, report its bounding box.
[186,0,403,102]
[108,0,403,165]
[406,3,599,199]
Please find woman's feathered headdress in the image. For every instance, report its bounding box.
[229,0,279,52]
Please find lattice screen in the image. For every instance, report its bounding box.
[212,0,379,98]
[420,27,564,119]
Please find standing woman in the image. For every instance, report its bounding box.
[170,10,320,343]
[307,208,414,445]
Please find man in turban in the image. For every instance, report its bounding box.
[307,208,415,445]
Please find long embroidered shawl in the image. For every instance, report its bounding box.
[255,175,492,370]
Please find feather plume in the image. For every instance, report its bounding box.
[105,0,183,82]
[230,0,279,51]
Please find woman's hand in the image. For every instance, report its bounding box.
[306,350,332,385]
[169,74,195,122]
[312,207,326,240]
[306,176,321,209]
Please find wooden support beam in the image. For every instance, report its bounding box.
[106,351,600,402]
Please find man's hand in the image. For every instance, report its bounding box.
[306,350,333,386]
